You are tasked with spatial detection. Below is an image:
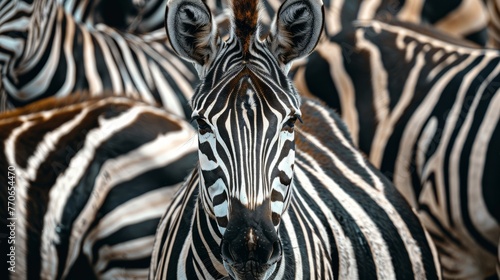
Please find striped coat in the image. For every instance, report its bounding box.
[150,97,442,279]
[0,94,197,279]
[0,0,197,116]
[294,19,500,279]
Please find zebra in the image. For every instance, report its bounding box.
[293,18,500,279]
[0,93,198,279]
[149,0,442,279]
[0,0,197,116]
[0,0,490,113]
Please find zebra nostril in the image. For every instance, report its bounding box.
[220,240,234,264]
[268,240,282,264]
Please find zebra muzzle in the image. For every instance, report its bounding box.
[220,200,283,279]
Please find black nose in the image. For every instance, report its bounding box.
[219,199,283,270]
[221,233,282,266]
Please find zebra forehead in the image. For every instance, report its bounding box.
[194,70,298,119]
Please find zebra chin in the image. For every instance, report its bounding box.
[219,199,283,280]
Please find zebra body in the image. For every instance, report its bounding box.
[0,0,197,116]
[0,94,198,279]
[150,0,441,279]
[294,19,500,279]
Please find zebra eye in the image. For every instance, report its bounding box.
[196,118,213,134]
[282,116,298,133]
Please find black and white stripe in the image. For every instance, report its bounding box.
[0,0,197,116]
[294,19,500,279]
[0,94,198,279]
[150,98,442,280]
[233,0,491,46]
[150,0,442,279]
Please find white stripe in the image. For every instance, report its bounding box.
[39,105,147,278]
[95,236,155,275]
[82,21,103,95]
[316,42,359,146]
[93,32,124,93]
[434,0,488,36]
[370,40,427,169]
[55,10,77,98]
[357,0,382,20]
[397,0,424,23]
[468,90,500,244]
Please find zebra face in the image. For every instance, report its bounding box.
[191,68,301,232]
[166,0,324,278]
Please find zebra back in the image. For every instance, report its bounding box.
[0,93,198,279]
[294,19,500,279]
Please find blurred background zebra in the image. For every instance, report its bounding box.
[0,0,496,113]
[293,18,500,279]
[0,0,197,116]
[0,93,197,279]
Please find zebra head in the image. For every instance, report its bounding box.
[165,0,323,278]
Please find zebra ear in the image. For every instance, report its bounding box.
[165,0,218,66]
[269,0,324,68]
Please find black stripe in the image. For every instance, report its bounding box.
[157,174,200,279]
[92,35,113,90]
[26,103,114,280]
[55,110,184,278]
[421,0,463,24]
[458,83,498,254]
[16,109,79,169]
[92,218,160,270]
[295,158,377,279]
[190,206,226,277]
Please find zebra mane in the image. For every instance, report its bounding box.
[230,0,261,56]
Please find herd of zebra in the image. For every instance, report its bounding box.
[0,0,499,279]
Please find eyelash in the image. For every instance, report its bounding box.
[282,115,301,132]
[194,118,213,134]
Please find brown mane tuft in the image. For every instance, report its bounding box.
[231,0,260,56]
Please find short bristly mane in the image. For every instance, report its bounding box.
[231,0,260,56]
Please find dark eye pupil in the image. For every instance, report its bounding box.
[283,117,297,132]
[196,119,212,133]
